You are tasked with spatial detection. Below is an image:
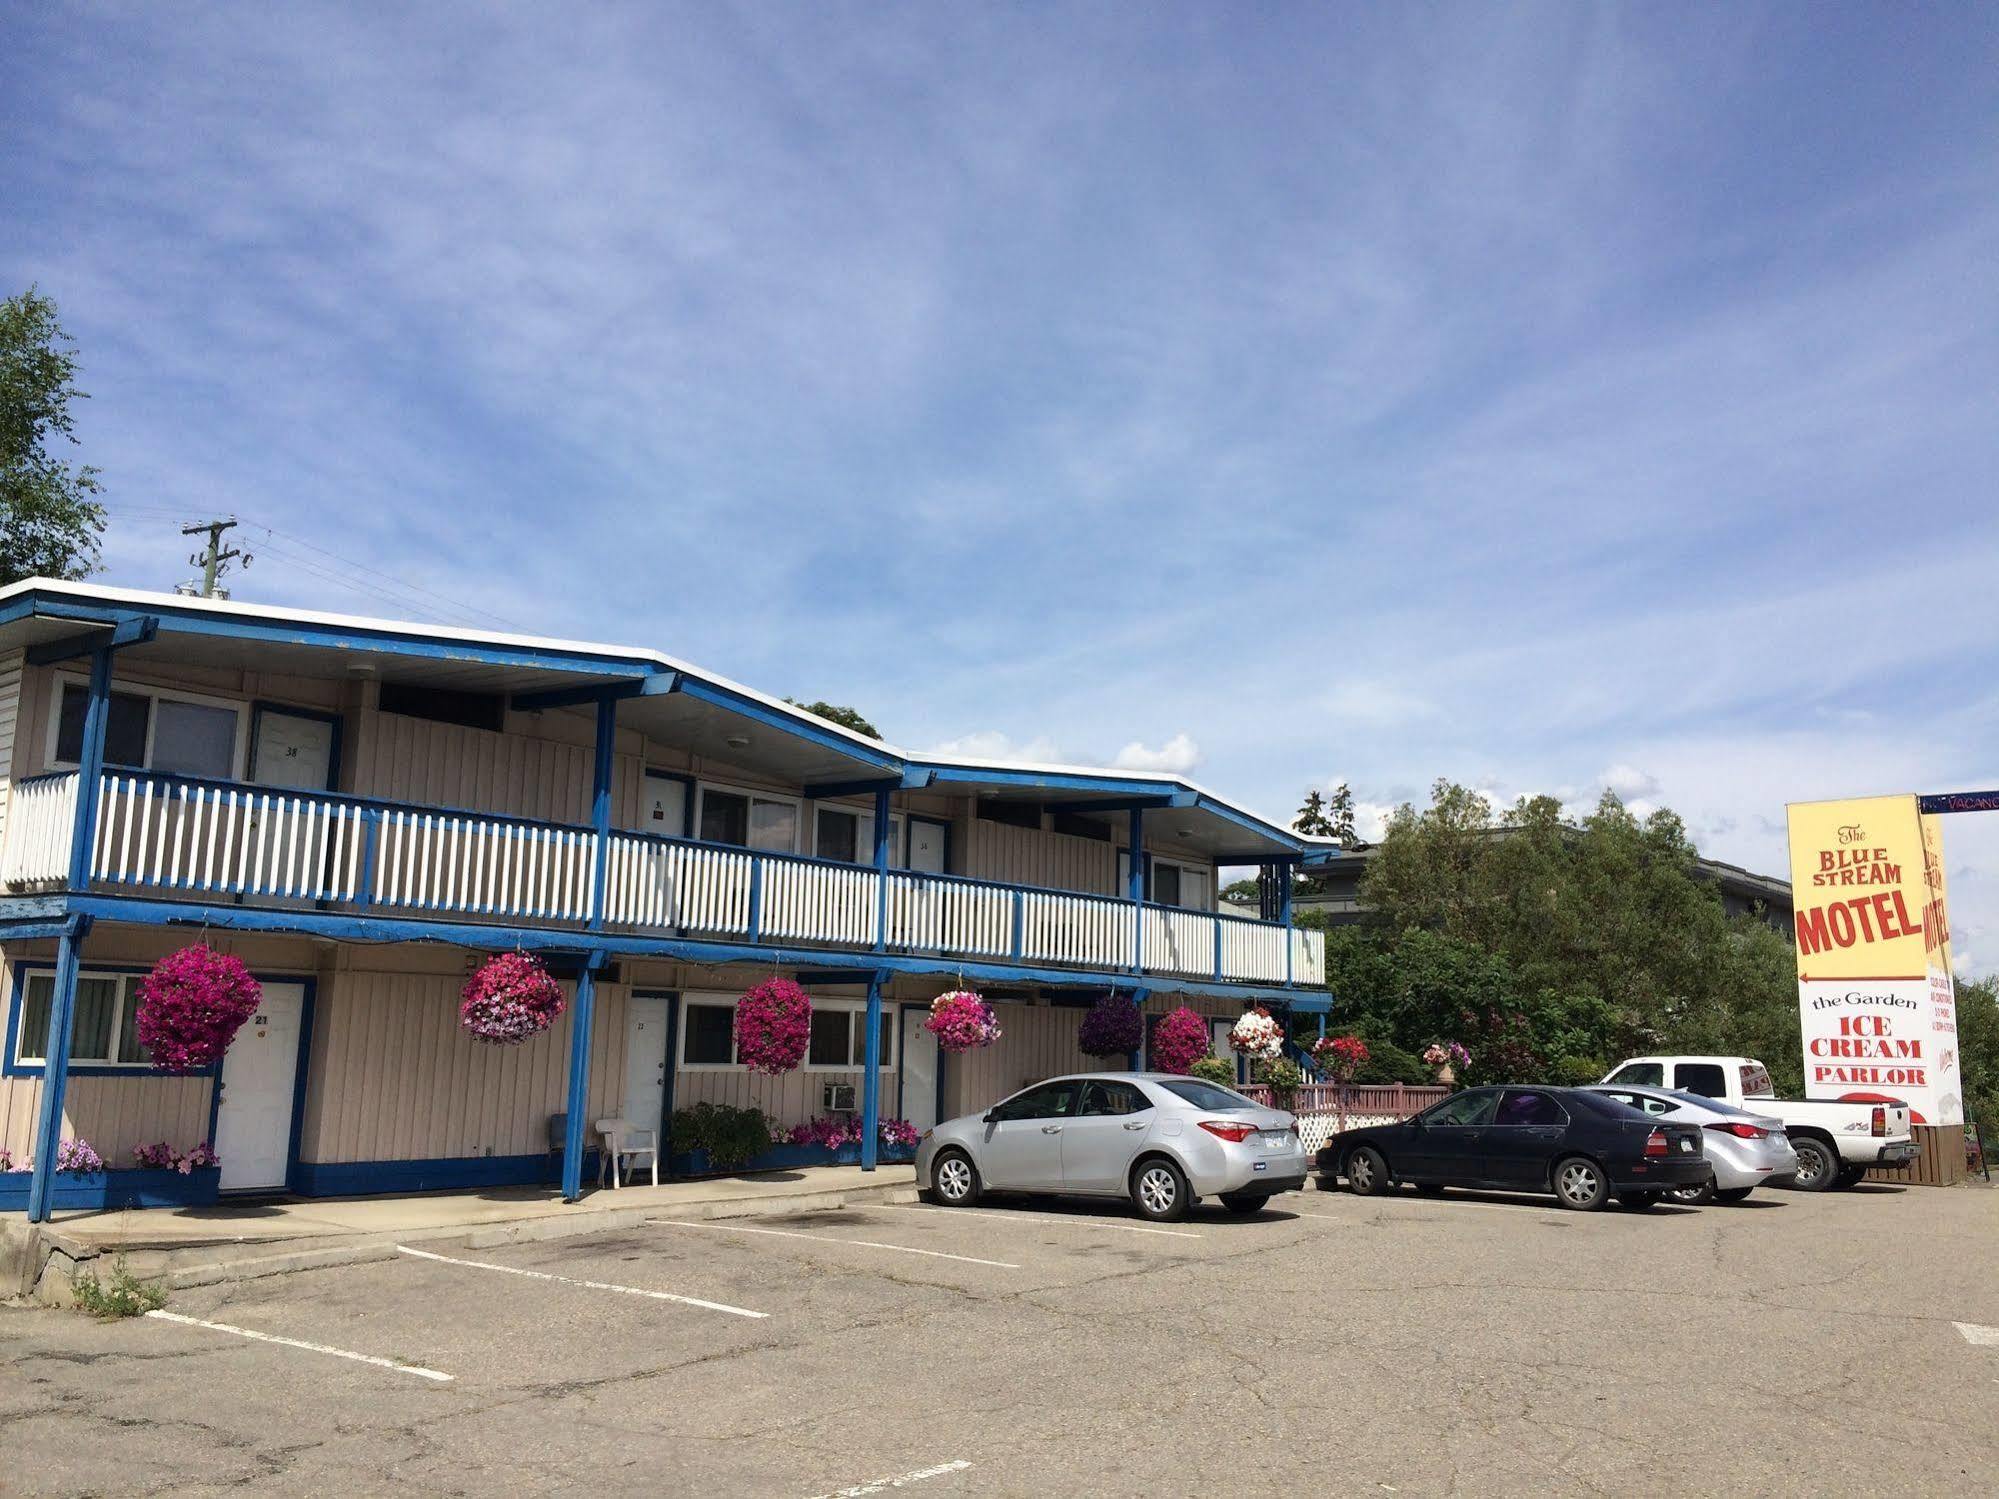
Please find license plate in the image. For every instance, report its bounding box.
[1262,1131,1290,1147]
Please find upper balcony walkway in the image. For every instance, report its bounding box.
[1,768,1327,988]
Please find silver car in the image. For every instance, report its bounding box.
[916,1072,1308,1221]
[1586,1085,1799,1203]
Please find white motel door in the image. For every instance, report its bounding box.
[623,993,673,1136]
[638,771,688,837]
[251,710,336,790]
[213,982,306,1191]
[907,818,947,874]
[900,1007,940,1132]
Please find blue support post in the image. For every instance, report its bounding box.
[357,806,381,907]
[28,646,114,1223]
[1128,807,1145,974]
[1125,985,1148,1072]
[1213,917,1223,982]
[860,968,885,1170]
[587,695,616,932]
[1279,857,1295,987]
[560,953,604,1202]
[872,787,891,952]
[1010,889,1025,959]
[747,857,764,942]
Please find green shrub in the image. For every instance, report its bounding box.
[668,1102,774,1169]
[1252,1056,1304,1106]
[70,1256,165,1319]
[1350,1037,1431,1085]
[1189,1056,1236,1087]
[1547,1054,1606,1087]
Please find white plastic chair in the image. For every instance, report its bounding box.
[595,1117,660,1188]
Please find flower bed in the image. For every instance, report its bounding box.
[0,1167,221,1212]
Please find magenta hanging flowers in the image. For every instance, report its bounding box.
[924,990,1002,1053]
[735,978,812,1075]
[459,952,565,1045]
[1150,1005,1211,1075]
[1077,994,1144,1058]
[134,946,263,1073]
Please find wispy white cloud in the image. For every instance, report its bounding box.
[1112,733,1203,774]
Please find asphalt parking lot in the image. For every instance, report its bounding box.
[5,1181,1998,1497]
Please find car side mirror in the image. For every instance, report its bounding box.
[982,1111,998,1125]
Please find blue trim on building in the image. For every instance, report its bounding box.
[291,1153,571,1197]
[283,979,319,1192]
[0,1167,220,1212]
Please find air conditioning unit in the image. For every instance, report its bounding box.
[823,1083,858,1113]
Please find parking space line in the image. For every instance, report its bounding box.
[881,1204,1201,1239]
[1954,1321,1999,1346]
[804,1458,973,1497]
[393,1244,767,1319]
[144,1309,452,1382]
[653,1219,1020,1269]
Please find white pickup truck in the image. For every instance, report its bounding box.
[1601,1055,1918,1191]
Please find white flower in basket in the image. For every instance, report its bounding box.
[1228,1008,1284,1062]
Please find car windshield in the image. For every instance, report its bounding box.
[1156,1079,1255,1112]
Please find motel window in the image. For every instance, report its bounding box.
[680,1002,737,1067]
[13,971,151,1068]
[805,1005,895,1071]
[811,806,906,866]
[54,680,244,782]
[697,785,801,854]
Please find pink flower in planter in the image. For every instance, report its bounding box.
[135,947,263,1073]
[54,1137,103,1174]
[459,953,565,1045]
[735,979,812,1075]
[923,991,1002,1054]
[1150,1006,1210,1075]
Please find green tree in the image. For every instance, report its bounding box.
[1956,975,1999,1148]
[1294,789,1332,837]
[2,287,105,584]
[783,700,881,740]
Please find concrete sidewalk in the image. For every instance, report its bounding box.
[7,1165,919,1301]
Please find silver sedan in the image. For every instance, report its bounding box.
[915,1072,1307,1221]
[1586,1085,1799,1203]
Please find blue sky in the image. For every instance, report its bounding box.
[6,4,1998,967]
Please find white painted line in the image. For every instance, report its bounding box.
[1954,1321,1999,1346]
[394,1244,767,1319]
[144,1309,452,1382]
[881,1204,1200,1239]
[653,1219,1019,1269]
[805,1458,973,1498]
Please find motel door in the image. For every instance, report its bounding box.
[623,993,674,1138]
[907,818,948,874]
[213,982,306,1191]
[900,1005,940,1132]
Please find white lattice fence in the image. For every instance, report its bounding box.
[1295,1112,1408,1154]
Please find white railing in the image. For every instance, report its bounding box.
[1142,904,1214,978]
[604,833,753,934]
[1291,926,1325,986]
[372,809,594,921]
[760,857,879,946]
[94,774,367,902]
[1220,915,1288,984]
[1020,889,1134,970]
[1,768,1330,991]
[0,772,78,890]
[885,871,1015,958]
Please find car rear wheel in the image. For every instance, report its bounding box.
[1131,1158,1192,1222]
[1344,1146,1389,1196]
[1714,1187,1755,1203]
[1788,1137,1838,1192]
[1219,1192,1268,1215]
[1618,1190,1662,1209]
[930,1149,981,1208]
[1553,1156,1609,1211]
[1667,1176,1715,1206]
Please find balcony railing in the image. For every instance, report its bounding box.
[1,769,1327,987]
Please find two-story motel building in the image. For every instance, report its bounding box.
[0,579,1334,1221]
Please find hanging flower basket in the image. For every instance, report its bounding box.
[1228,1006,1284,1062]
[459,952,565,1045]
[1313,1033,1370,1084]
[134,946,263,1073]
[1077,994,1143,1058]
[736,978,812,1075]
[924,990,1002,1053]
[1150,1006,1211,1075]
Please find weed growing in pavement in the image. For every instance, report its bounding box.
[70,1256,166,1319]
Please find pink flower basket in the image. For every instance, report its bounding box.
[459,952,566,1046]
[134,947,263,1074]
[735,979,812,1075]
[923,990,1002,1054]
[1150,1006,1211,1075]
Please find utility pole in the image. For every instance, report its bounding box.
[178,517,251,598]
